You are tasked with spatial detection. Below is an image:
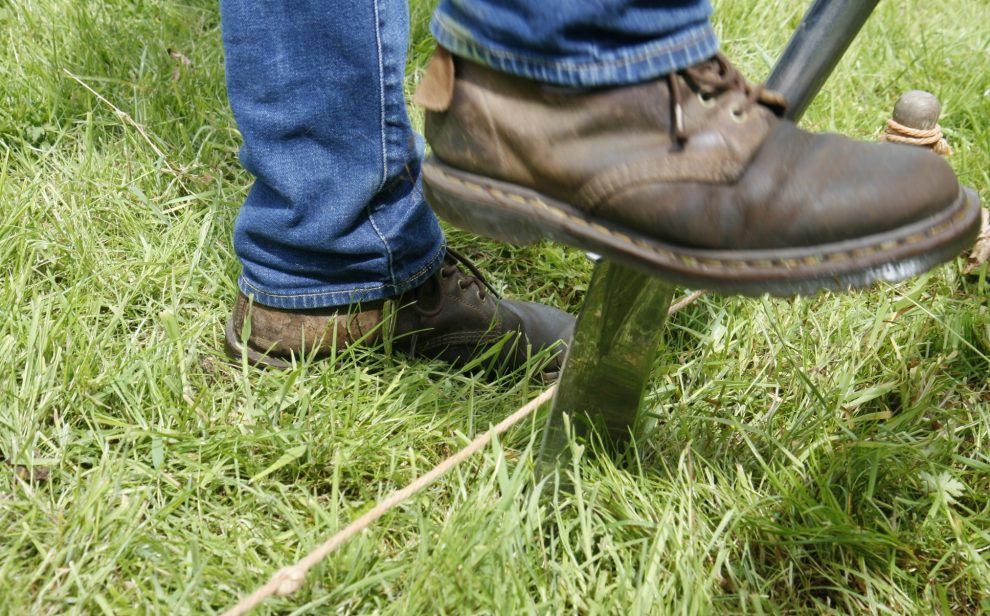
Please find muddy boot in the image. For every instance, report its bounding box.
[225,248,574,376]
[417,49,981,296]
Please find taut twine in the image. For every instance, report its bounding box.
[221,386,557,616]
[222,290,705,615]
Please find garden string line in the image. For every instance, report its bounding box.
[222,290,705,616]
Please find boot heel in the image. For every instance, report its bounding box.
[422,157,546,246]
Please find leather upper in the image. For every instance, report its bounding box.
[421,50,960,250]
[229,251,574,373]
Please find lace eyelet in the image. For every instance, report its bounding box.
[697,92,716,108]
[730,107,747,123]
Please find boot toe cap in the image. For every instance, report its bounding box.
[502,299,575,371]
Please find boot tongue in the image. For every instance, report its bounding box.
[686,57,722,79]
[682,54,739,95]
[413,274,444,313]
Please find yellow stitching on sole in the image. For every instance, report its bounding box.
[434,167,965,274]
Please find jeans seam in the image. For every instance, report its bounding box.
[366,203,397,288]
[370,0,397,288]
[373,0,389,193]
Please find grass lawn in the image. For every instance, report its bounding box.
[2,0,989,613]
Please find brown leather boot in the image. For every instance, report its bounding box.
[224,248,575,374]
[417,49,981,296]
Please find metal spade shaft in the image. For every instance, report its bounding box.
[767,0,882,122]
[536,0,882,475]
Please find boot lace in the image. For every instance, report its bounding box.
[666,52,784,144]
[439,247,500,302]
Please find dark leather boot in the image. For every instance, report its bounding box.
[417,49,981,296]
[225,249,574,375]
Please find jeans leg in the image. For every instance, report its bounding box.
[431,1,719,87]
[220,0,445,309]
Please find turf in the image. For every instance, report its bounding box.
[1,0,989,613]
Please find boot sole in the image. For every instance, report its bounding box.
[422,156,982,297]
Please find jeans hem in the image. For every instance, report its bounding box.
[431,16,719,88]
[237,239,446,309]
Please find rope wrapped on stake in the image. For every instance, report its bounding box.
[222,290,705,616]
[882,118,952,156]
[964,208,990,275]
[880,90,990,272]
[880,89,951,156]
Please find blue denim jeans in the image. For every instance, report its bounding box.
[220,1,718,309]
[433,1,718,87]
